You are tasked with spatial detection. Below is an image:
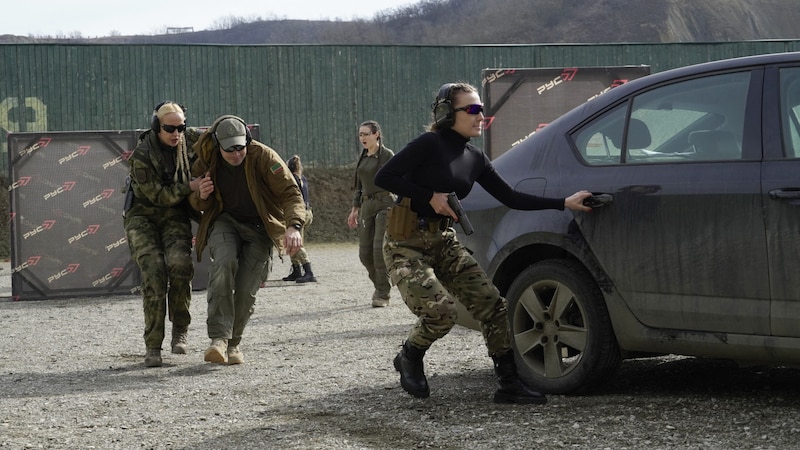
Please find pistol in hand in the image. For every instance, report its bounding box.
[446,192,474,235]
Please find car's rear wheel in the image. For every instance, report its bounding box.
[506,259,621,394]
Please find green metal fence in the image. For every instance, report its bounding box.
[2,40,800,173]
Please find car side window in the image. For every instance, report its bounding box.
[573,71,750,165]
[780,67,800,158]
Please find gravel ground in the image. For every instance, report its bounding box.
[2,243,800,449]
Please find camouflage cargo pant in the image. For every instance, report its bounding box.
[383,225,511,356]
[124,212,194,350]
[359,196,393,298]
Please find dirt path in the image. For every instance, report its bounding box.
[1,243,799,449]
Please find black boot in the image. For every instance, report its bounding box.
[282,264,302,281]
[393,341,430,398]
[295,262,317,283]
[492,351,547,404]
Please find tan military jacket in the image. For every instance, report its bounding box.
[189,128,305,261]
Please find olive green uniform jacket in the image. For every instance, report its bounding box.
[188,128,305,262]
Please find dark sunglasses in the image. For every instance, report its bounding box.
[223,144,246,153]
[454,104,484,115]
[161,123,187,133]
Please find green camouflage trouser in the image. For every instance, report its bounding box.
[124,211,194,350]
[383,225,511,356]
[359,196,393,298]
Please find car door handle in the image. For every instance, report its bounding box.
[769,188,800,199]
[583,193,613,208]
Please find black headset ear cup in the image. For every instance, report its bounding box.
[151,101,188,132]
[151,102,165,132]
[433,83,456,128]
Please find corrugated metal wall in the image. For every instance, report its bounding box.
[2,41,800,173]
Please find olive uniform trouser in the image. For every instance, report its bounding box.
[382,223,511,356]
[206,213,273,347]
[124,213,194,350]
[359,194,394,298]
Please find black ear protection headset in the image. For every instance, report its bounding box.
[210,115,252,148]
[432,83,457,128]
[150,101,187,132]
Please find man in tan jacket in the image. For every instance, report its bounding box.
[190,115,306,365]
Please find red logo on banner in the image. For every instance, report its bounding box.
[482,117,496,130]
[18,138,51,157]
[9,212,15,222]
[482,69,518,86]
[611,79,628,88]
[93,267,125,286]
[12,255,41,273]
[43,182,77,200]
[561,68,578,81]
[8,176,32,191]
[83,189,114,208]
[68,224,102,244]
[587,79,632,102]
[105,236,127,252]
[537,68,580,95]
[58,146,91,165]
[48,263,81,283]
[23,220,57,240]
[103,156,126,169]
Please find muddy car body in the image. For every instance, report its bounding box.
[457,52,800,394]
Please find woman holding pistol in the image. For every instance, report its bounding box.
[374,82,592,403]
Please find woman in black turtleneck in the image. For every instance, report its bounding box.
[375,82,591,404]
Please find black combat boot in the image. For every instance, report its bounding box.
[393,341,430,398]
[492,351,547,404]
[282,264,302,281]
[295,263,317,283]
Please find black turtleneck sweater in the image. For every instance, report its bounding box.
[374,128,564,218]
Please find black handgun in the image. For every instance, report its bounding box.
[447,192,474,235]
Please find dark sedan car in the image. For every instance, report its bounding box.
[458,51,800,394]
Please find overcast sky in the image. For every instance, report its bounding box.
[1,0,418,38]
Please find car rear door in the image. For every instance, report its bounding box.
[761,63,800,337]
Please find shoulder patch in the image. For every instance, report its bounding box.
[133,168,149,184]
[270,163,284,174]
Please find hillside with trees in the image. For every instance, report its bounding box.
[4,0,800,45]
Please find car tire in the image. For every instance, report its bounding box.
[506,259,621,395]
